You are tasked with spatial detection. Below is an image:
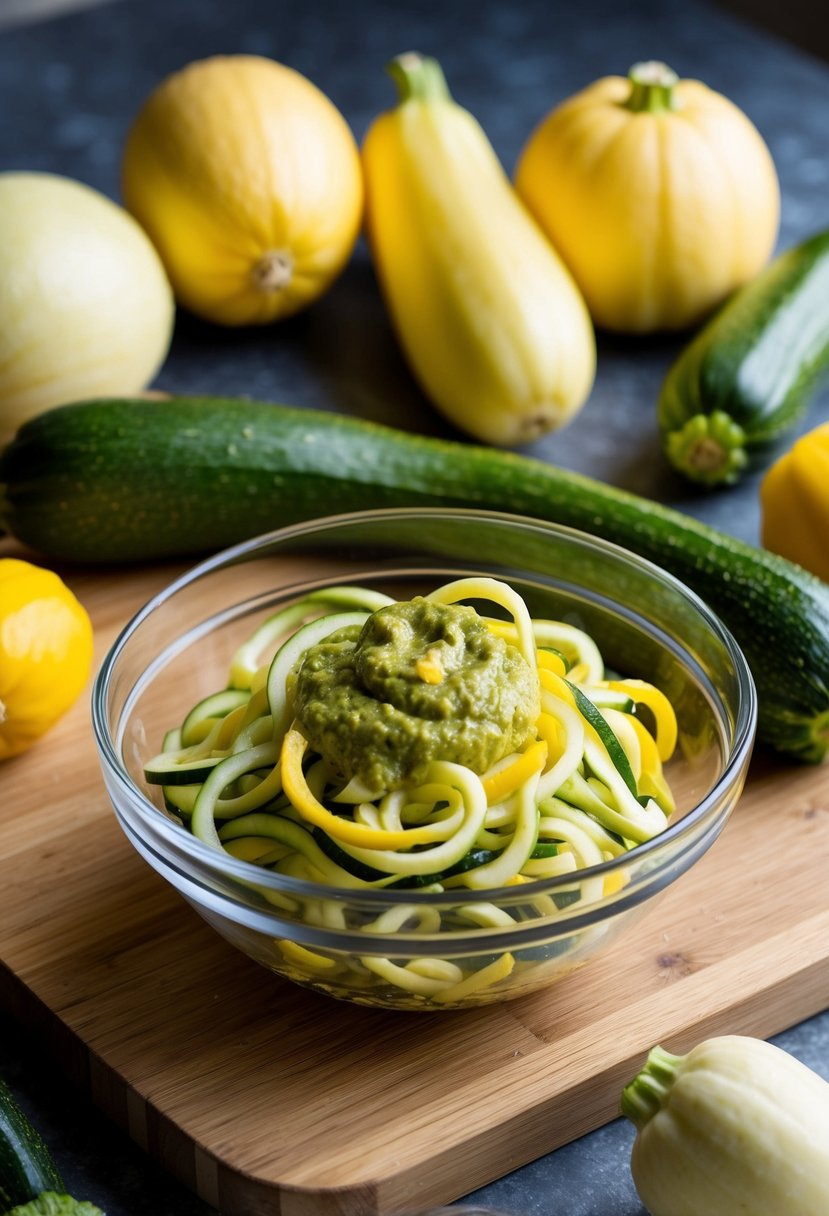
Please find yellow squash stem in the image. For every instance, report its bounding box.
[624,60,679,113]
[620,1044,683,1128]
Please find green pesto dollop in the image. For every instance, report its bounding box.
[292,598,540,792]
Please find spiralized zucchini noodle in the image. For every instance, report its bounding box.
[145,578,678,1006]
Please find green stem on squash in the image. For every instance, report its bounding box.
[620,1044,686,1129]
[386,51,452,105]
[625,61,680,113]
[665,411,749,486]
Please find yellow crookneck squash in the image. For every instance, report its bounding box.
[760,422,829,583]
[515,61,780,334]
[362,53,596,447]
[0,558,94,760]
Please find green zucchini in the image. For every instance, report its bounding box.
[2,395,829,761]
[0,1077,64,1211]
[311,829,560,889]
[658,228,829,486]
[143,755,225,786]
[566,681,638,799]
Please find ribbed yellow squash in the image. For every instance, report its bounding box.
[362,54,595,447]
[121,55,363,327]
[760,422,829,582]
[515,62,780,334]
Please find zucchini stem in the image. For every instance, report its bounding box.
[621,1044,685,1129]
[625,61,679,114]
[664,411,748,486]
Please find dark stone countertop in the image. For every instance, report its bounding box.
[1,0,828,1213]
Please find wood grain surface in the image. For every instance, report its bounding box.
[2,542,829,1215]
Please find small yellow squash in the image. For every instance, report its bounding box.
[362,53,595,446]
[515,61,780,334]
[122,55,363,327]
[0,558,94,760]
[760,421,829,582]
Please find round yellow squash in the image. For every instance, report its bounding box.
[121,55,364,326]
[0,558,94,761]
[514,62,780,334]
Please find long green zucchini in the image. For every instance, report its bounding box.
[2,395,829,761]
[658,228,829,486]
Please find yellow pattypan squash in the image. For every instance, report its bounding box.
[121,54,364,327]
[760,423,829,583]
[0,558,94,760]
[514,61,780,334]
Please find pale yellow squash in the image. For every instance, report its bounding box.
[515,62,780,334]
[362,53,595,447]
[121,55,363,327]
[0,172,173,436]
[623,1036,829,1216]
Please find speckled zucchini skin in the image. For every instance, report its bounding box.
[0,1077,64,1210]
[2,395,829,760]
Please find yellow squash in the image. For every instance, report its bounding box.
[760,422,829,582]
[0,558,94,760]
[362,53,595,447]
[121,55,363,327]
[515,61,780,334]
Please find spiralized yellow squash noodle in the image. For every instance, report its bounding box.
[144,578,678,1005]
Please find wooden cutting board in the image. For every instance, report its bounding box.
[2,544,829,1216]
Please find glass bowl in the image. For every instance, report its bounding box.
[92,509,756,1011]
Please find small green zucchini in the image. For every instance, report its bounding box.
[622,1035,829,1216]
[658,228,829,486]
[2,395,829,761]
[143,755,225,786]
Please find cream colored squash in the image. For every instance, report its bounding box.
[622,1036,829,1216]
[0,171,173,436]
